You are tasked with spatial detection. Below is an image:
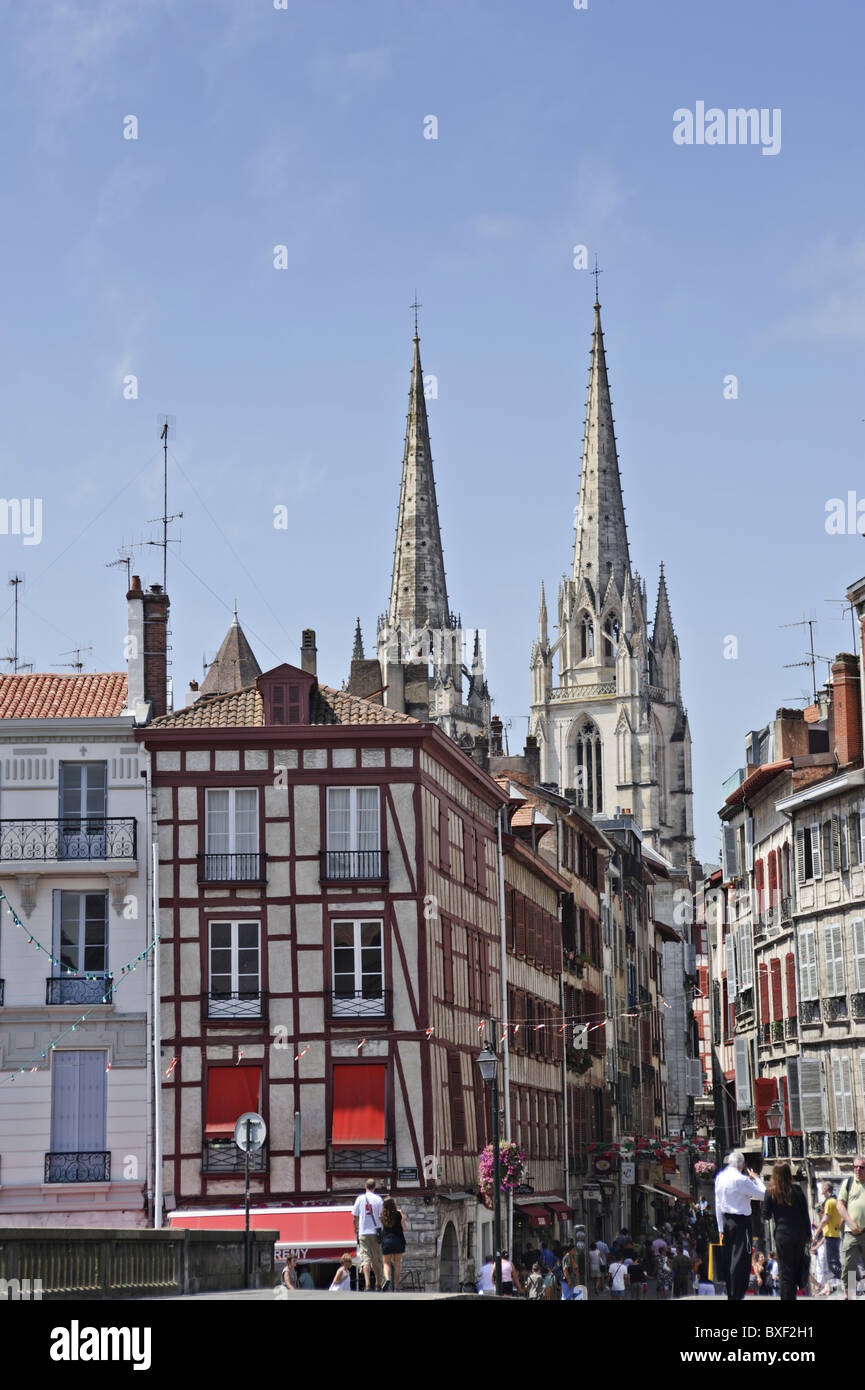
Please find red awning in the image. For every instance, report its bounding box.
[517,1204,553,1228]
[546,1200,573,1218]
[168,1206,356,1263]
[332,1064,386,1146]
[653,1181,694,1204]
[204,1067,261,1136]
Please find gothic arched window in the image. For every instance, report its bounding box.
[579,614,595,660]
[575,720,603,814]
[602,614,620,662]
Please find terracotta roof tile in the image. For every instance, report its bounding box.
[151,682,418,730]
[0,673,128,720]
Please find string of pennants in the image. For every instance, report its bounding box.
[0,888,160,1086]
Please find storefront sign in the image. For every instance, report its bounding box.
[621,1161,635,1186]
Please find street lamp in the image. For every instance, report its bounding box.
[477,1036,503,1297]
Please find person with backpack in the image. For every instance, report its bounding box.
[525,1262,545,1300]
[560,1242,580,1300]
[608,1253,629,1300]
[837,1157,865,1298]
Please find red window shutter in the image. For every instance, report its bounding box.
[332,1064,386,1145]
[641,1017,651,1064]
[473,1070,488,1149]
[527,903,536,963]
[768,851,777,900]
[442,919,454,1003]
[698,966,709,996]
[439,799,450,871]
[466,932,477,1011]
[785,952,797,1017]
[505,887,515,949]
[755,1077,776,1136]
[754,857,764,915]
[542,913,551,971]
[515,895,526,955]
[447,1052,466,1148]
[475,831,486,894]
[478,935,489,1013]
[770,957,783,1021]
[205,1067,262,1135]
[758,961,770,1024]
[463,821,476,888]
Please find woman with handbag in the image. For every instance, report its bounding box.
[762,1162,811,1301]
[380,1196,407,1291]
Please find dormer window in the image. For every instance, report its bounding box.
[258,664,314,726]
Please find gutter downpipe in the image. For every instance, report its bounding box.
[496,803,513,1257]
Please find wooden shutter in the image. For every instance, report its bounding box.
[767,850,777,907]
[795,827,806,884]
[786,1058,802,1133]
[832,814,842,872]
[515,895,526,956]
[505,887,515,950]
[809,822,822,879]
[754,858,764,920]
[479,935,490,1013]
[738,922,753,989]
[439,800,450,871]
[473,1071,488,1150]
[744,817,754,871]
[466,932,477,1011]
[785,951,797,1017]
[463,821,476,888]
[841,815,849,871]
[475,831,486,894]
[733,1035,752,1110]
[824,922,846,996]
[770,956,783,1020]
[758,961,770,1023]
[832,1055,854,1131]
[442,919,454,1003]
[798,928,817,1000]
[447,1052,466,1147]
[852,919,865,992]
[526,903,536,964]
[755,1076,776,1136]
[799,1056,826,1131]
[725,934,737,994]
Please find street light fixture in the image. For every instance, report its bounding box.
[476,1032,503,1297]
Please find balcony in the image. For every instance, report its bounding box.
[641,1063,655,1084]
[771,1020,785,1043]
[197,852,266,884]
[834,1131,858,1155]
[790,1135,804,1158]
[779,897,792,925]
[203,990,267,1021]
[759,1023,772,1047]
[46,975,113,1006]
[851,993,865,1021]
[765,1137,789,1158]
[799,1000,821,1025]
[326,988,392,1021]
[319,849,389,886]
[823,996,848,1023]
[738,986,754,1016]
[806,1132,827,1155]
[785,1016,798,1040]
[326,1141,393,1172]
[202,1139,267,1173]
[0,817,136,863]
[45,1151,110,1183]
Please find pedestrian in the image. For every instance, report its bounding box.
[379,1195,406,1291]
[754,1250,773,1296]
[329,1253,354,1292]
[499,1249,522,1297]
[656,1251,674,1300]
[714,1149,766,1301]
[810,1232,830,1296]
[767,1251,779,1295]
[540,1237,557,1273]
[607,1253,629,1301]
[297,1264,314,1290]
[673,1246,692,1298]
[761,1162,811,1303]
[589,1241,604,1296]
[526,1262,545,1300]
[476,1258,496,1295]
[837,1156,865,1298]
[281,1253,299,1290]
[811,1181,842,1285]
[651,1232,668,1262]
[352,1177,384,1292]
[628,1251,647,1301]
[560,1242,579,1300]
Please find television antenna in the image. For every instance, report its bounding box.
[146,415,183,594]
[780,616,818,703]
[53,646,94,673]
[824,598,858,650]
[0,576,32,673]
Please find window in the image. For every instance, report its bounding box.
[785,952,797,1017]
[574,721,603,814]
[823,922,846,997]
[447,1052,466,1148]
[49,891,109,1003]
[852,919,865,991]
[462,821,476,888]
[442,919,454,1003]
[602,614,619,662]
[204,1066,264,1172]
[326,787,380,878]
[770,956,783,1020]
[795,823,822,882]
[58,762,107,858]
[579,613,594,659]
[330,1064,388,1168]
[208,920,261,1016]
[798,927,818,1000]
[831,1055,854,1132]
[332,919,384,1014]
[47,1050,108,1182]
[204,788,259,880]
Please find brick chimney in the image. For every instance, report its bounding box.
[831,652,862,767]
[126,577,170,718]
[301,629,317,676]
[523,734,540,784]
[489,715,503,757]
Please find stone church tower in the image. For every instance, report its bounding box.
[530,294,694,867]
[347,323,490,747]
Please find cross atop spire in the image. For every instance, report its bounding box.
[410,292,422,339]
[592,255,602,306]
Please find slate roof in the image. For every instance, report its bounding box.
[0,672,128,720]
[199,616,262,697]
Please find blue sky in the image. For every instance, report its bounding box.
[2,0,865,864]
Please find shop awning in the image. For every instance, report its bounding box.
[204,1067,261,1136]
[546,1200,573,1218]
[168,1206,356,1263]
[640,1182,694,1205]
[332,1064,386,1146]
[515,1203,553,1228]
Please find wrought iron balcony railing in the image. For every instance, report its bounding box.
[833,1131,858,1155]
[45,1151,110,1183]
[326,1141,393,1172]
[807,1131,827,1155]
[785,1016,798,1039]
[799,1000,821,1025]
[765,1137,789,1158]
[771,1020,785,1043]
[740,1106,756,1129]
[759,1023,772,1047]
[738,986,754,1015]
[319,849,388,884]
[202,1140,268,1173]
[823,996,848,1023]
[0,817,136,862]
[779,897,792,924]
[203,990,267,1020]
[197,852,266,883]
[790,1135,804,1157]
[326,989,392,1020]
[851,992,865,1021]
[46,975,113,1005]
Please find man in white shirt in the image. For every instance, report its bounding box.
[352,1178,384,1291]
[714,1150,766,1301]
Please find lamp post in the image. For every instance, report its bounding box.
[477,1032,503,1297]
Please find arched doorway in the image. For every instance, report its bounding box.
[439,1220,460,1291]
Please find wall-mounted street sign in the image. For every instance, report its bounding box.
[397,1167,419,1183]
[234,1112,266,1153]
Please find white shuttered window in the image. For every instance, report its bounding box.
[823,923,846,997]
[798,927,818,1000]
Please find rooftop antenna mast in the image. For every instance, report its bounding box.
[0,575,31,674]
[147,415,182,593]
[825,597,858,651]
[780,616,818,703]
[53,646,94,673]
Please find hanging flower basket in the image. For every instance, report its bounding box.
[693,1160,716,1180]
[478,1141,525,1202]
